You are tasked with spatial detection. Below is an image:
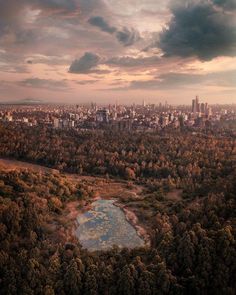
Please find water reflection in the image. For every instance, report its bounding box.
[76,199,144,251]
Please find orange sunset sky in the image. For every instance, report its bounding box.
[0,0,236,104]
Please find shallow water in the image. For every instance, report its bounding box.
[75,199,145,251]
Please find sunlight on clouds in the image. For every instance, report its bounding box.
[188,57,236,74]
[24,8,41,24]
[0,0,235,103]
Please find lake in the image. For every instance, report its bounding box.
[75,199,145,251]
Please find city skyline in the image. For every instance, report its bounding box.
[0,0,236,104]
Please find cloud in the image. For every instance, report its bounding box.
[116,27,140,46]
[77,0,106,16]
[0,65,29,74]
[0,0,78,27]
[34,0,77,11]
[0,0,80,48]
[0,50,29,73]
[88,16,116,33]
[26,54,70,65]
[18,78,69,90]
[128,73,204,90]
[76,79,99,85]
[109,69,236,90]
[69,52,100,73]
[1,0,235,104]
[158,0,236,60]
[88,15,140,46]
[69,52,162,74]
[213,0,236,10]
[106,55,161,67]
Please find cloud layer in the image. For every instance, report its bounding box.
[0,0,235,103]
[110,69,236,90]
[18,78,69,91]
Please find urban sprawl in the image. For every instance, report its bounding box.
[1,96,235,132]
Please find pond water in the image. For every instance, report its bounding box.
[75,199,145,251]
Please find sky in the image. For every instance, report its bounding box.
[0,0,236,105]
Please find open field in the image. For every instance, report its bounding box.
[0,158,145,198]
[0,158,58,173]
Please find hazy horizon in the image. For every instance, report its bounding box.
[0,0,236,104]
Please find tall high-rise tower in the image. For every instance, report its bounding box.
[192,99,196,113]
[192,96,200,114]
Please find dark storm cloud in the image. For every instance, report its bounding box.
[88,16,116,33]
[69,52,100,73]
[116,27,141,46]
[88,15,140,46]
[158,0,236,60]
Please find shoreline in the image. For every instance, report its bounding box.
[61,196,151,249]
[114,201,151,247]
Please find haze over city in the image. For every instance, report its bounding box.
[0,0,236,104]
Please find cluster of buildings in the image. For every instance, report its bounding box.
[0,97,235,132]
[0,111,37,126]
[192,96,212,117]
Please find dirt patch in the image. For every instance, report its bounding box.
[0,158,145,201]
[0,158,58,174]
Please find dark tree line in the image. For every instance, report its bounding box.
[0,123,235,187]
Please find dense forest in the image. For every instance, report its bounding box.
[0,123,235,183]
[0,122,235,294]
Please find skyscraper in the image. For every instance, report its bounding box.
[196,96,201,112]
[96,109,109,123]
[192,96,202,114]
[200,103,205,113]
[192,99,196,113]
